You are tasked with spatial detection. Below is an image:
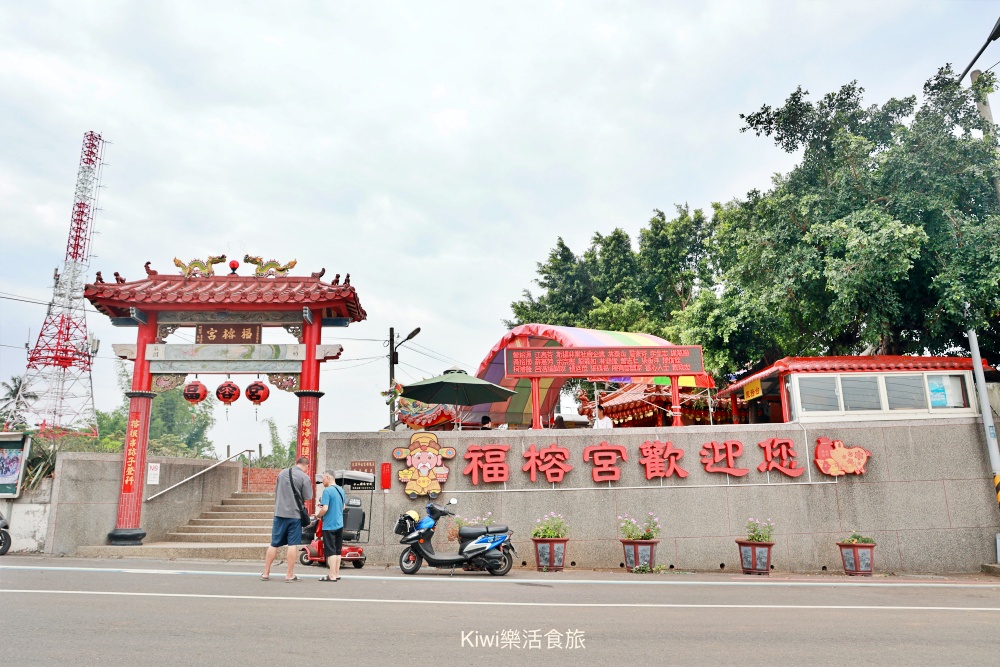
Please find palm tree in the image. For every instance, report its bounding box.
[1,375,37,430]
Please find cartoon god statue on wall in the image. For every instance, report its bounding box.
[393,432,457,499]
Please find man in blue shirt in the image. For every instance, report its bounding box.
[317,470,346,582]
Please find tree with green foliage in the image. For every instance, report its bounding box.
[508,208,713,338]
[688,65,1000,369]
[509,66,1000,379]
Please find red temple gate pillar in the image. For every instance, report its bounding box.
[530,377,541,429]
[295,317,323,511]
[730,395,740,424]
[670,376,682,427]
[108,312,158,546]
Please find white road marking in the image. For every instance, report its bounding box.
[2,588,999,611]
[2,564,1000,589]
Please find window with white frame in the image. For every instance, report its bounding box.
[926,374,970,409]
[841,376,881,411]
[884,374,926,410]
[789,371,976,420]
[798,376,839,412]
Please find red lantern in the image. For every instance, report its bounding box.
[245,381,270,405]
[182,380,208,406]
[217,380,240,420]
[245,380,269,420]
[216,381,240,403]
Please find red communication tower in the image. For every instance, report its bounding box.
[11,132,107,436]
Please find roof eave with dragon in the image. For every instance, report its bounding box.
[84,270,366,322]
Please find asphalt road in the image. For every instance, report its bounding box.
[2,555,1000,666]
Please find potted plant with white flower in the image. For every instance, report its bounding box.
[531,512,569,571]
[736,517,775,575]
[618,512,661,572]
[837,531,876,576]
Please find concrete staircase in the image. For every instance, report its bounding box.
[78,492,277,560]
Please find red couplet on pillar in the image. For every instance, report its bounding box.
[122,410,142,494]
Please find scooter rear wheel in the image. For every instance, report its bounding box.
[399,547,422,575]
[486,551,512,576]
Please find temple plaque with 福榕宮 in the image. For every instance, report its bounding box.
[195,324,262,344]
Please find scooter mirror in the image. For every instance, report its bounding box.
[448,497,458,505]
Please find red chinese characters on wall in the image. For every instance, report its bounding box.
[757,438,804,477]
[638,440,688,480]
[583,443,628,482]
[699,440,750,477]
[463,444,511,485]
[522,444,573,483]
[442,433,863,491]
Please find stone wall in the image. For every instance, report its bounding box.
[318,418,1000,573]
[1,479,53,553]
[44,452,240,554]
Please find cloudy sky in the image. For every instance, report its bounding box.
[1,1,997,456]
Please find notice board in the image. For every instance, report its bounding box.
[505,346,704,378]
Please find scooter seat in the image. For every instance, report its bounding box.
[458,525,509,539]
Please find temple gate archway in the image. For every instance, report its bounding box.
[85,257,366,545]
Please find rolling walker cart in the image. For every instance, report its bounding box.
[299,470,374,569]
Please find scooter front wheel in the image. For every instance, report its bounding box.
[399,547,422,575]
[0,529,10,556]
[298,549,312,566]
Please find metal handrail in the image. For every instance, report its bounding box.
[146,449,253,501]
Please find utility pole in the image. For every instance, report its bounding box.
[967,74,1000,511]
[388,326,395,430]
[961,17,1000,513]
[388,326,421,430]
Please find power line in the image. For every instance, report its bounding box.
[320,357,384,372]
[405,340,475,368]
[400,342,474,371]
[398,360,435,377]
[326,336,388,342]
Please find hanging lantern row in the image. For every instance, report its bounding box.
[183,379,272,420]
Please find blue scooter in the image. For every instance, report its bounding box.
[0,508,10,556]
[394,498,516,576]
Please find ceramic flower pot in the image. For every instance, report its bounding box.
[837,542,876,576]
[735,539,773,575]
[532,537,569,571]
[620,539,660,572]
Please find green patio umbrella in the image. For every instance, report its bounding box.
[401,368,516,406]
